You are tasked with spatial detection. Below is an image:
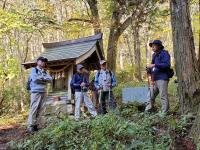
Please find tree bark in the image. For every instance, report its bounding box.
[107,29,120,72]
[198,0,200,68]
[86,0,101,34]
[123,34,134,67]
[119,46,124,70]
[133,25,142,81]
[170,0,200,143]
[107,2,133,72]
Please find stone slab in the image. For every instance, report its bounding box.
[122,87,149,103]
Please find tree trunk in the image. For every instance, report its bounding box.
[107,8,132,72]
[124,34,134,67]
[119,47,124,70]
[133,26,142,81]
[107,29,120,72]
[170,0,200,143]
[198,0,200,67]
[86,0,101,34]
[145,39,151,65]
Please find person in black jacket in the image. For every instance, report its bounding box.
[71,64,97,121]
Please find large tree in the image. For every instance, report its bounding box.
[170,0,200,143]
[68,0,161,73]
[68,0,101,34]
[107,0,161,72]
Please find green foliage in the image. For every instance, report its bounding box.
[0,8,31,35]
[10,103,193,150]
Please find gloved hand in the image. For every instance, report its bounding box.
[98,85,103,90]
[146,67,151,74]
[106,83,112,88]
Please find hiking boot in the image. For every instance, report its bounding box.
[74,118,80,122]
[27,127,35,134]
[27,125,38,134]
[33,125,38,131]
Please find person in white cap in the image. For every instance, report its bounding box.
[70,64,97,121]
[94,60,117,114]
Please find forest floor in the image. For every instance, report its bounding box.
[0,125,27,149]
[0,113,28,150]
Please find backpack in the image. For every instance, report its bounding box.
[26,67,38,91]
[96,70,113,83]
[70,82,75,95]
[167,68,174,78]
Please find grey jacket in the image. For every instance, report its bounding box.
[29,67,52,93]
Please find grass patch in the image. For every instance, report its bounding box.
[0,112,28,126]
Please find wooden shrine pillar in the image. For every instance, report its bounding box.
[68,65,73,100]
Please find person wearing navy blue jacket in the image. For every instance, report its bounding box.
[145,40,171,113]
[71,64,97,121]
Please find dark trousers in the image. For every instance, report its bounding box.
[99,91,117,114]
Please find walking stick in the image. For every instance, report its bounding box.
[98,88,102,113]
[108,87,111,110]
[147,72,151,97]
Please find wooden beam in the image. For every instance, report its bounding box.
[95,45,101,61]
[75,46,96,64]
[68,65,73,100]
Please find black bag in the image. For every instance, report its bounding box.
[26,67,38,91]
[70,82,75,95]
[167,68,174,78]
[26,77,31,91]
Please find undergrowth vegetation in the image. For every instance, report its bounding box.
[9,103,197,150]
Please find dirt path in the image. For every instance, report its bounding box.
[0,124,27,150]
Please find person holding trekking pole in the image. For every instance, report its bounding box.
[145,40,173,114]
[27,57,52,133]
[94,60,117,114]
[71,64,97,121]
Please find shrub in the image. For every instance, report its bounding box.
[11,107,186,150]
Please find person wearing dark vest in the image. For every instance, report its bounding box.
[94,60,117,114]
[27,57,52,133]
[145,40,171,114]
[70,64,97,121]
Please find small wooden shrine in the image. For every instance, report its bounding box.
[22,33,104,125]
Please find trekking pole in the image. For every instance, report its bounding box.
[146,71,152,103]
[108,87,111,111]
[98,87,102,113]
[151,74,154,90]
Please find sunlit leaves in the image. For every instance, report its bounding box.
[0,8,31,35]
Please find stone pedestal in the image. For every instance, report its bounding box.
[38,91,74,127]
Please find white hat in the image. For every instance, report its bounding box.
[99,60,107,65]
[77,64,84,71]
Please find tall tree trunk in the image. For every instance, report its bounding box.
[119,47,124,70]
[107,7,133,72]
[133,26,142,81]
[107,29,120,72]
[170,0,200,143]
[123,34,134,67]
[145,39,151,65]
[86,0,101,34]
[198,0,200,67]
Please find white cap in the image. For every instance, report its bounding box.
[100,60,107,65]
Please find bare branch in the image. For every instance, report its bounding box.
[67,18,92,23]
[117,15,132,36]
[2,0,6,9]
